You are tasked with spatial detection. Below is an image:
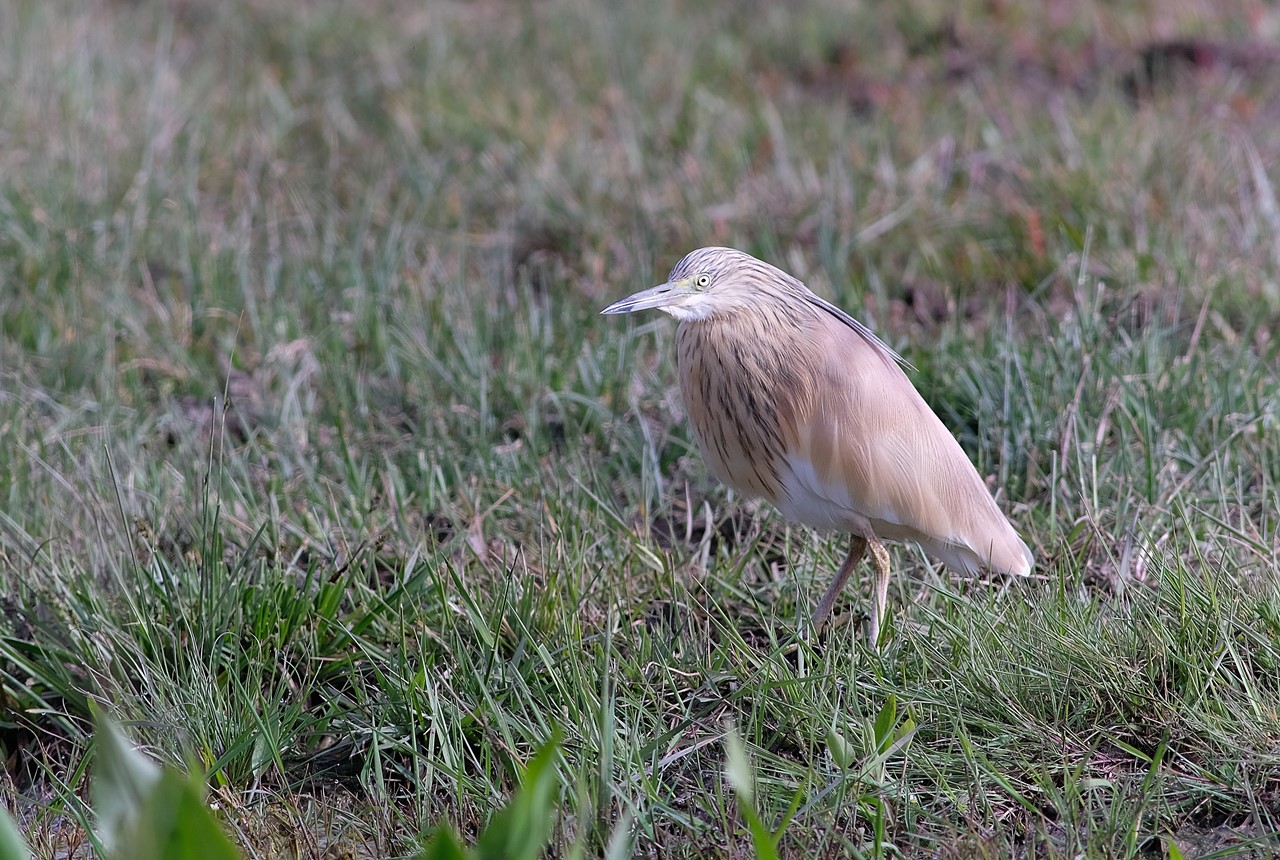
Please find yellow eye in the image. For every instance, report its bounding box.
[695,274,711,289]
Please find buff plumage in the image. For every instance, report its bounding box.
[603,246,1032,646]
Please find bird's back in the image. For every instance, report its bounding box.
[677,299,1032,578]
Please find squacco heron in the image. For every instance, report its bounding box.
[602,247,1032,646]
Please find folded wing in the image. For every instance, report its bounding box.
[783,307,1033,577]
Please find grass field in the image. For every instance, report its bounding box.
[2,0,1279,856]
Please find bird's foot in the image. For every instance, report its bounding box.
[827,609,860,633]
[802,608,861,643]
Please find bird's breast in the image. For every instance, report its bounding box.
[675,314,811,504]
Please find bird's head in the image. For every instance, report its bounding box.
[601,246,792,321]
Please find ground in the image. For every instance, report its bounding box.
[1,0,1278,857]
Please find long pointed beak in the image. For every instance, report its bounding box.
[600,281,691,315]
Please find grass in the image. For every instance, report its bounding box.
[1,0,1279,856]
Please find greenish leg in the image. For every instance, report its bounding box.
[866,538,891,650]
[811,535,868,634]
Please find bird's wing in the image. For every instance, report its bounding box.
[803,293,912,370]
[785,308,1032,576]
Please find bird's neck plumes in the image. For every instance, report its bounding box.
[676,313,798,503]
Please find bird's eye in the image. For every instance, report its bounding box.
[695,274,711,289]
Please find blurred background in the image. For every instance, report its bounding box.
[1,1,1278,857]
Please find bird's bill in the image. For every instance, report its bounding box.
[599,281,692,314]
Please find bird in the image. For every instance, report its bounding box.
[601,246,1032,647]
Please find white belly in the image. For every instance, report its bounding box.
[774,455,989,576]
[774,456,867,532]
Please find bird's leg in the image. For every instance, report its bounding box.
[866,538,892,649]
[810,535,867,634]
